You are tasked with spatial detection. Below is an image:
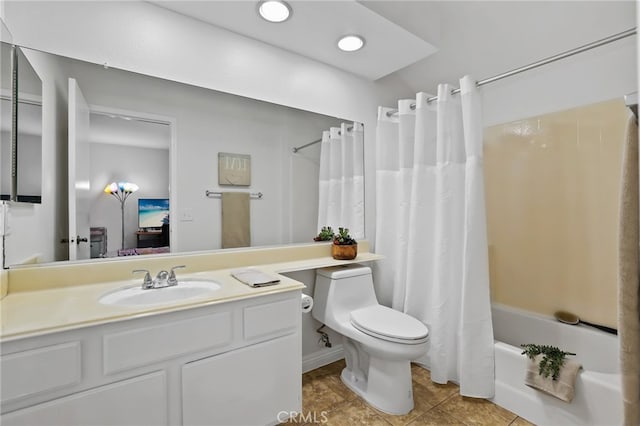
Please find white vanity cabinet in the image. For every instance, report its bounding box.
[1,290,302,426]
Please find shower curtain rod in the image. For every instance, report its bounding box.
[292,138,322,153]
[386,27,637,117]
[292,125,356,153]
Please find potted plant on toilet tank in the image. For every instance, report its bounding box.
[331,227,357,260]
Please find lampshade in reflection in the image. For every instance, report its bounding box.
[104,181,139,250]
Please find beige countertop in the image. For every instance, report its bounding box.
[0,245,382,342]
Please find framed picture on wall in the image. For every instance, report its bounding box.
[218,152,251,186]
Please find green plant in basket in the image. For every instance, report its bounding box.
[333,227,357,245]
[330,227,357,260]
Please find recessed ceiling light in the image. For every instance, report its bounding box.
[337,35,365,52]
[258,0,292,23]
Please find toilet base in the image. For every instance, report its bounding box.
[341,356,414,415]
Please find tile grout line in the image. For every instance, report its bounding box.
[423,392,473,426]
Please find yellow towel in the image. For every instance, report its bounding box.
[525,354,582,402]
[221,192,250,248]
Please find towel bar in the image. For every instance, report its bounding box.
[205,190,263,199]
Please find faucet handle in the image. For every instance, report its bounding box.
[133,269,153,289]
[168,265,186,286]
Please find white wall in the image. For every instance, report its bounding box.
[481,35,637,127]
[0,3,8,42]
[16,133,41,198]
[1,129,9,195]
[89,143,170,252]
[290,144,321,243]
[283,269,345,370]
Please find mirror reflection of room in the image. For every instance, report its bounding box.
[1,44,355,267]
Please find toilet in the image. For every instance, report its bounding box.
[312,264,429,415]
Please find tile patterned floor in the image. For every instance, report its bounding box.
[287,360,535,425]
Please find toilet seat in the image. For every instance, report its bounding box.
[350,305,429,344]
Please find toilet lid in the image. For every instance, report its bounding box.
[350,305,429,344]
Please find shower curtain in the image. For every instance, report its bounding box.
[317,122,365,239]
[374,76,494,397]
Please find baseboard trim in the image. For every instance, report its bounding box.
[302,345,344,373]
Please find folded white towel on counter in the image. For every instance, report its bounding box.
[231,268,280,287]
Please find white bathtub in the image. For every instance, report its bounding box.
[491,304,621,426]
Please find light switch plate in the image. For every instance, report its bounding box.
[180,208,193,222]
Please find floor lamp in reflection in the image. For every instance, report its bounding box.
[104,181,139,250]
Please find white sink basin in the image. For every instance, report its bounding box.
[99,280,222,307]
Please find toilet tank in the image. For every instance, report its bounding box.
[313,265,378,324]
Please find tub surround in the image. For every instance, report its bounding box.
[1,270,7,299]
[485,99,627,329]
[0,241,381,341]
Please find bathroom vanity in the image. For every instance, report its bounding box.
[1,288,301,426]
[0,242,382,425]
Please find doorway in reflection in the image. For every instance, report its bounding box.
[88,111,171,258]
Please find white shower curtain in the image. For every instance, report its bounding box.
[374,76,494,398]
[317,122,364,239]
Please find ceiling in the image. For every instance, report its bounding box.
[149,1,636,92]
[150,0,438,81]
[89,113,171,150]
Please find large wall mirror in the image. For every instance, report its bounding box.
[2,44,364,268]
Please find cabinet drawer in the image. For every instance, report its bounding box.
[2,371,166,426]
[103,311,232,375]
[243,297,298,341]
[1,342,81,403]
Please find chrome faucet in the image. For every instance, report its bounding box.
[132,269,154,289]
[155,270,170,288]
[133,265,187,289]
[168,265,186,286]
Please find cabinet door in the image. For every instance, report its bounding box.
[182,334,300,426]
[2,371,166,426]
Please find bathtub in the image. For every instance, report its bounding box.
[491,304,621,426]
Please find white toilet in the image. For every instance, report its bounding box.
[313,264,429,415]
